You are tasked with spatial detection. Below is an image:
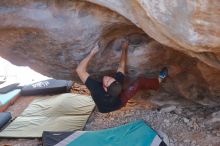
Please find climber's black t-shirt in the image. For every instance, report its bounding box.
[85,72,125,113]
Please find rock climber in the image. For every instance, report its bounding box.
[76,40,168,113]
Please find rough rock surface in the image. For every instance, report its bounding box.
[0,0,220,106]
[87,0,220,69]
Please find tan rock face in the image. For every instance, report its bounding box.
[88,0,220,68]
[0,0,220,105]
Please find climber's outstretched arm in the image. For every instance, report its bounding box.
[76,45,99,83]
[117,40,129,74]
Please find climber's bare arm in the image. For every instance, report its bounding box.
[76,45,99,83]
[117,40,129,74]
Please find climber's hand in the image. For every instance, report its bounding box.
[121,39,129,50]
[90,43,99,55]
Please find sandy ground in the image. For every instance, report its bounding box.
[0,84,220,146]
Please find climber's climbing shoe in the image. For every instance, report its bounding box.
[159,67,168,79]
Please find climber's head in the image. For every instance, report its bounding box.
[103,76,122,97]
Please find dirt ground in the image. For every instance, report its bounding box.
[0,84,220,146]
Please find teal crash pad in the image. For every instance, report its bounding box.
[54,120,165,146]
[0,89,21,107]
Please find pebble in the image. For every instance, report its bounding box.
[183,139,190,143]
[211,111,220,118]
[164,119,170,126]
[160,105,176,113]
[207,134,212,138]
[187,121,194,128]
[183,118,190,123]
[191,140,197,145]
[164,119,169,123]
